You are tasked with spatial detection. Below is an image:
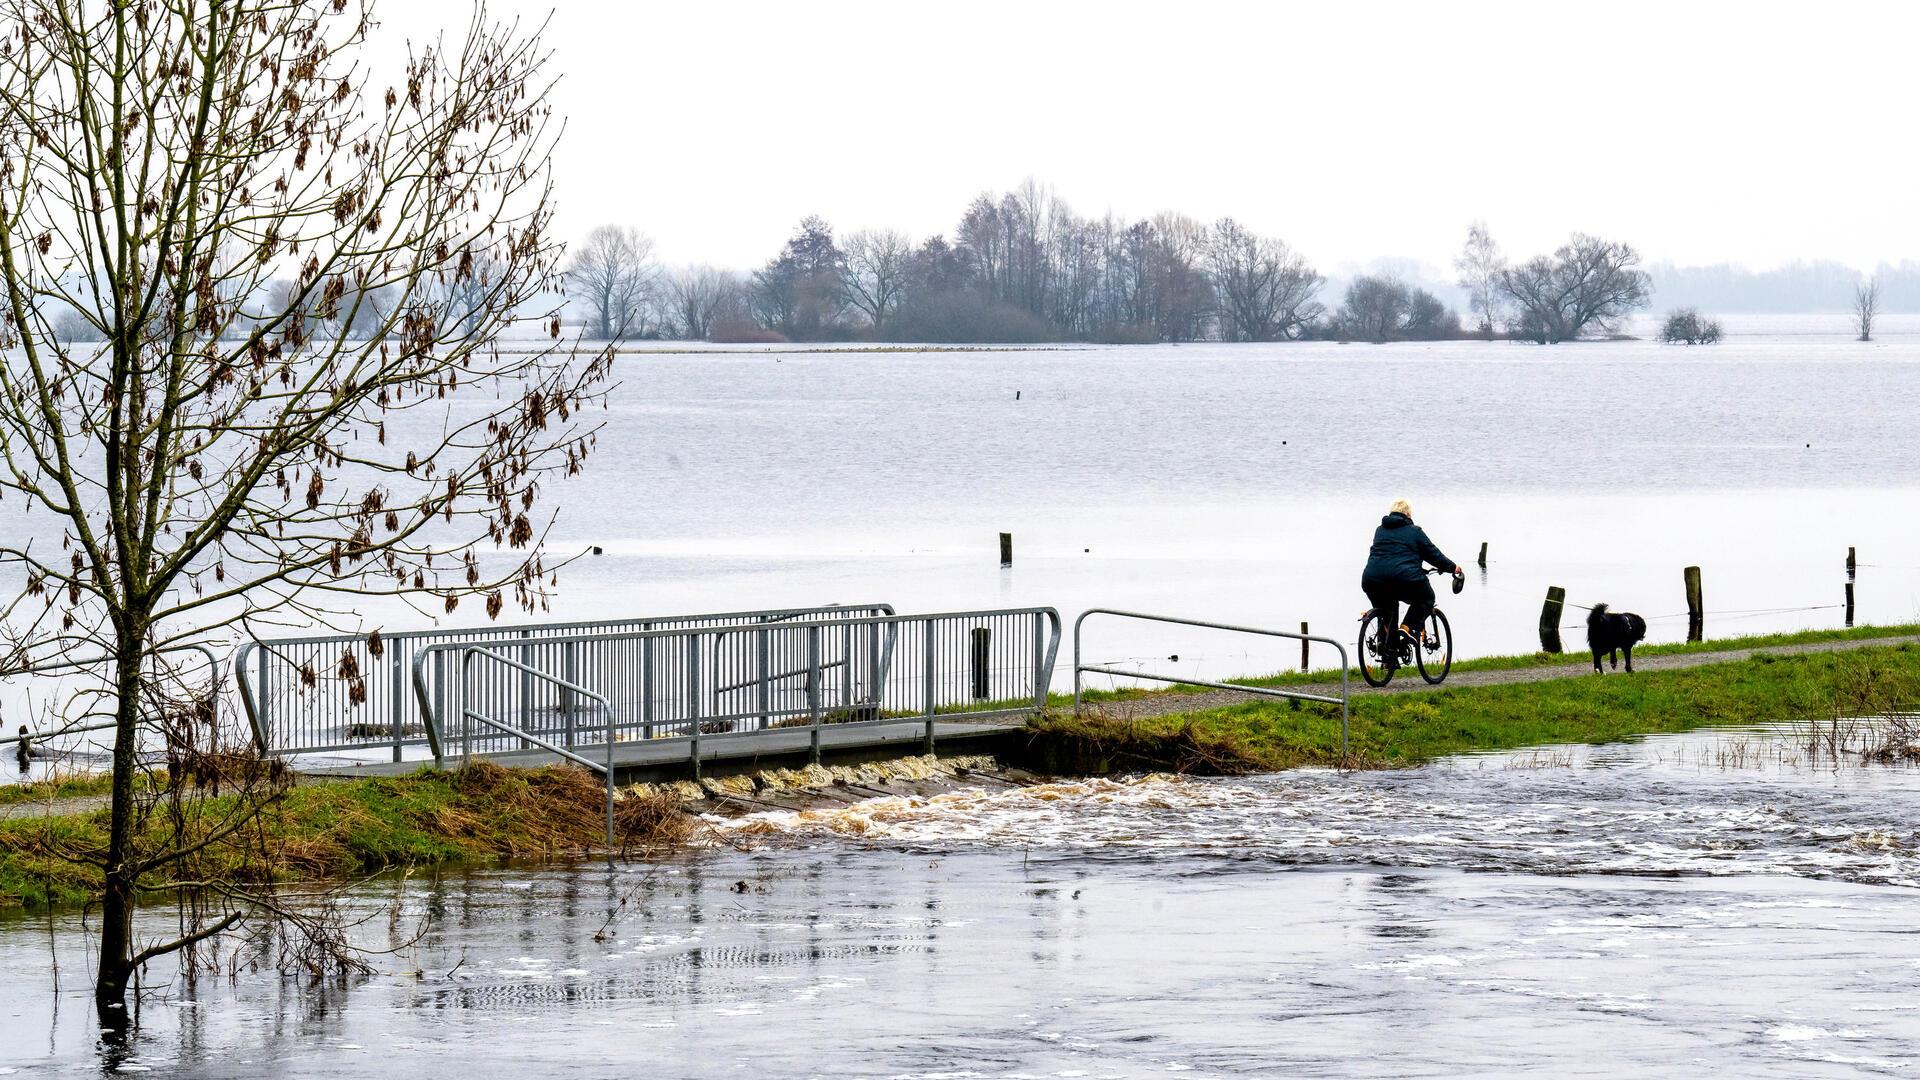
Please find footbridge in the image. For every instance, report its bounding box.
[234,604,1062,781]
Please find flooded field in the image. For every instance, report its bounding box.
[4,725,1917,1077]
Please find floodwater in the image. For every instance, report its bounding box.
[457,313,1920,679]
[6,315,1920,765]
[5,724,1919,1077]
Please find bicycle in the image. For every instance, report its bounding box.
[1357,567,1460,687]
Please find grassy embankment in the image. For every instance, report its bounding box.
[1071,621,1920,704]
[0,761,688,911]
[1034,625,1920,774]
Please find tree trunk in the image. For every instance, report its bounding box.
[95,629,145,1025]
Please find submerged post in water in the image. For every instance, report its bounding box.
[1539,587,1566,653]
[999,532,1013,567]
[1684,566,1704,642]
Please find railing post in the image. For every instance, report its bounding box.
[923,617,937,756]
[389,645,403,763]
[257,646,273,752]
[841,622,854,711]
[808,625,823,766]
[641,623,655,740]
[1339,644,1350,761]
[688,633,702,781]
[867,617,882,712]
[757,624,771,731]
[1072,612,1083,715]
[563,640,578,749]
[1031,611,1045,713]
[518,631,533,750]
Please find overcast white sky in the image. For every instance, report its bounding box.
[386,0,1920,273]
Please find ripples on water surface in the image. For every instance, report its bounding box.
[4,726,1919,1077]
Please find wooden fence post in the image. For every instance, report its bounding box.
[1477,541,1488,569]
[1300,621,1309,671]
[998,532,1012,567]
[1684,566,1704,642]
[1538,587,1565,653]
[1846,546,1857,579]
[1845,581,1856,627]
[970,627,991,699]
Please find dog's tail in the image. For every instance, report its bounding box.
[1587,602,1609,625]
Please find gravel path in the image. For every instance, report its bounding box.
[1087,634,1920,721]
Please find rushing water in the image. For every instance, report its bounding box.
[5,726,1918,1077]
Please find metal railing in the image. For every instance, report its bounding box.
[415,606,1061,775]
[1072,609,1351,756]
[233,604,894,759]
[460,648,617,846]
[1,642,225,750]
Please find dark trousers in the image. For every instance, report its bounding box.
[1364,577,1436,641]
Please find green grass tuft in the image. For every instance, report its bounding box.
[1046,642,1920,774]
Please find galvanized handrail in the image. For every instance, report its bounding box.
[0,642,226,749]
[234,602,895,759]
[1072,608,1351,757]
[459,646,618,847]
[413,606,1063,776]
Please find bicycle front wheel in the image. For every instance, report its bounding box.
[1358,610,1393,687]
[1416,609,1453,684]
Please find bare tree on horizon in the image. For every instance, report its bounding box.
[1500,234,1651,343]
[666,266,741,341]
[1205,219,1324,341]
[568,225,658,340]
[1854,277,1880,341]
[1454,222,1507,339]
[840,229,913,336]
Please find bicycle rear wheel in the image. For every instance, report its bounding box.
[1416,609,1453,684]
[1358,610,1394,687]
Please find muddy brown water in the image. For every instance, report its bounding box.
[2,724,1917,1077]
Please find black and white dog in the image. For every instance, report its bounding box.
[1586,603,1648,674]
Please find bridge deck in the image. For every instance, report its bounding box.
[296,719,1022,781]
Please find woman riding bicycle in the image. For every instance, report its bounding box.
[1361,499,1463,672]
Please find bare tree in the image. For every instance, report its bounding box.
[567,225,657,340]
[1453,221,1506,340]
[1204,219,1323,341]
[664,266,738,341]
[1500,234,1652,344]
[839,229,912,336]
[1854,278,1880,341]
[0,0,609,1021]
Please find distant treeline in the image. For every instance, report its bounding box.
[1649,261,1920,314]
[565,183,1662,345]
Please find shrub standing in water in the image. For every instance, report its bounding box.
[1659,308,1725,344]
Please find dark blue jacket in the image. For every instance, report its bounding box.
[1362,512,1457,583]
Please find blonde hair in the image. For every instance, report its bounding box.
[1389,498,1413,517]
